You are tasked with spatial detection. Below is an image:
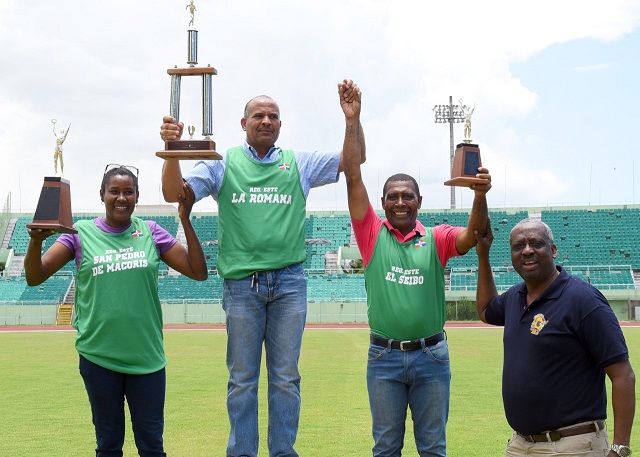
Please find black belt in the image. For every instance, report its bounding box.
[520,420,605,443]
[370,332,445,351]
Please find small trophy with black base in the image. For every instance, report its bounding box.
[156,1,222,161]
[444,100,490,188]
[26,177,76,234]
[444,143,488,187]
[27,119,77,234]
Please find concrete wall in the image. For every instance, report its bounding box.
[0,299,636,326]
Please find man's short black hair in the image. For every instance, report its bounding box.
[382,173,420,197]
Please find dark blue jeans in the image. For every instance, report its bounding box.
[367,338,451,457]
[222,264,307,457]
[79,355,167,457]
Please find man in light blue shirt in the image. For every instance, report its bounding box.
[159,79,365,457]
[185,140,345,203]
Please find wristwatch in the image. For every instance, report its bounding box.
[611,444,632,457]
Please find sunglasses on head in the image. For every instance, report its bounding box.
[104,164,139,178]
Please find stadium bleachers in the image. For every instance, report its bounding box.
[19,275,72,302]
[186,214,354,273]
[449,264,636,292]
[420,210,529,269]
[450,267,524,292]
[1,207,639,306]
[543,208,640,269]
[7,217,35,254]
[305,214,352,272]
[147,215,179,237]
[449,268,478,292]
[190,215,219,271]
[158,274,223,300]
[0,277,27,300]
[564,265,635,290]
[7,216,93,256]
[8,214,179,256]
[307,274,365,301]
[491,267,524,290]
[0,275,72,302]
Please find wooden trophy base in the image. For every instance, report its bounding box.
[444,143,490,187]
[444,176,490,187]
[26,176,77,234]
[156,139,222,160]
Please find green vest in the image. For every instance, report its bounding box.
[74,217,165,374]
[365,227,446,340]
[217,147,306,279]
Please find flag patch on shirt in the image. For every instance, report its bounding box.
[279,163,291,171]
[414,238,427,248]
[131,229,144,238]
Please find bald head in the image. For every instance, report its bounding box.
[244,95,279,118]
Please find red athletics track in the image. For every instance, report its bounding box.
[0,322,496,332]
[1,321,639,332]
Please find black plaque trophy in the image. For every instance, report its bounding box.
[444,100,489,187]
[27,119,77,234]
[156,1,222,160]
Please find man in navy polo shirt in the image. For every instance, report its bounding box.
[475,218,635,457]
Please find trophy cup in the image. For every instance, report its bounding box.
[26,119,77,234]
[444,100,489,187]
[156,1,222,160]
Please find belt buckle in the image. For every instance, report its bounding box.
[549,431,562,442]
[399,340,412,351]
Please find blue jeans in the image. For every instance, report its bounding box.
[367,337,451,457]
[79,355,167,457]
[222,263,307,457]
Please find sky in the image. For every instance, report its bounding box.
[1,0,640,214]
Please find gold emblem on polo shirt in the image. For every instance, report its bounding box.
[530,313,548,335]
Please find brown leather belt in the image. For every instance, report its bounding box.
[370,332,445,351]
[520,420,605,443]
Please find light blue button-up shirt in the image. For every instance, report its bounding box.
[185,141,341,203]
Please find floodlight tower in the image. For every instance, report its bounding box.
[433,96,464,209]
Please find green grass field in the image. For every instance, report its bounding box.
[0,327,637,456]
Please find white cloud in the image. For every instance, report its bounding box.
[1,0,639,214]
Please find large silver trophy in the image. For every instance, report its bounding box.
[156,1,222,160]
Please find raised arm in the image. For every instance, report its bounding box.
[160,182,208,281]
[455,168,491,254]
[159,115,186,203]
[338,80,366,174]
[339,80,369,222]
[604,360,636,456]
[62,123,71,142]
[474,217,498,323]
[24,230,74,286]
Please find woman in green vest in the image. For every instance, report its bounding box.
[24,164,208,457]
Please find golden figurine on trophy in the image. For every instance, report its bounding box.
[156,1,222,160]
[52,119,71,175]
[444,99,489,187]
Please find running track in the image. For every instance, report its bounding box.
[1,322,639,332]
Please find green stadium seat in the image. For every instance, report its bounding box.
[2,208,638,303]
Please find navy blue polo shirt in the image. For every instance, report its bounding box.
[485,267,629,435]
